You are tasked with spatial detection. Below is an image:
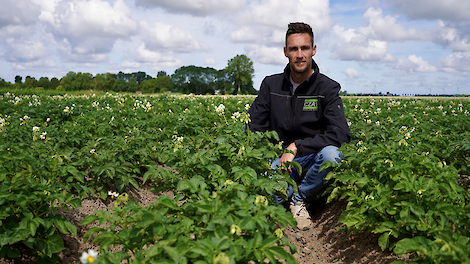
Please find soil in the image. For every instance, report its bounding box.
[0,184,413,264]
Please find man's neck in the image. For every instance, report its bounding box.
[291,68,314,84]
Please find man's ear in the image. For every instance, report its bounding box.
[284,46,287,57]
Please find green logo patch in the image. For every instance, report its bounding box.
[303,99,318,111]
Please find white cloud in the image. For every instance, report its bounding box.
[140,21,208,53]
[48,0,136,38]
[237,0,333,34]
[0,0,40,28]
[204,58,216,65]
[4,39,47,62]
[135,0,245,16]
[245,44,286,65]
[440,51,470,74]
[230,27,259,43]
[11,59,59,71]
[121,61,141,68]
[344,68,363,78]
[395,55,437,73]
[434,21,470,52]
[134,43,183,67]
[388,0,470,21]
[36,0,138,62]
[331,25,395,62]
[357,8,432,42]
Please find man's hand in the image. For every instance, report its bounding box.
[279,142,297,175]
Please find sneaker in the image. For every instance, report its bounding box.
[289,201,311,229]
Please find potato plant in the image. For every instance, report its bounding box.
[0,91,469,264]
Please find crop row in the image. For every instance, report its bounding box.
[0,92,469,263]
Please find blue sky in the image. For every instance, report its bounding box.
[1,0,469,95]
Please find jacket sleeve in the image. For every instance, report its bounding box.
[247,78,271,133]
[294,84,351,156]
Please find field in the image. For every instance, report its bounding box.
[0,92,469,264]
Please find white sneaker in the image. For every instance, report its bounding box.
[289,201,311,229]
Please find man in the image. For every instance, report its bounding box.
[248,22,351,228]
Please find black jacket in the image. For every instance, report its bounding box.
[248,59,351,157]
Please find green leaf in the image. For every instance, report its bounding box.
[378,232,390,251]
[46,234,65,255]
[80,214,100,225]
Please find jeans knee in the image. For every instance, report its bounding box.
[318,146,342,164]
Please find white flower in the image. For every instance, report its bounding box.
[80,249,98,264]
[90,149,96,154]
[177,136,183,142]
[108,191,119,199]
[63,106,70,113]
[231,111,240,119]
[168,109,173,113]
[46,118,50,122]
[40,132,47,140]
[366,119,371,124]
[215,104,225,113]
[245,104,250,110]
[32,126,40,132]
[375,121,380,126]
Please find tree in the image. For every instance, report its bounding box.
[157,71,167,77]
[60,72,93,91]
[155,76,171,92]
[171,66,227,94]
[24,76,37,89]
[37,77,50,90]
[0,78,11,88]
[112,79,128,92]
[140,79,158,94]
[224,54,255,94]
[128,77,138,92]
[50,77,60,90]
[15,75,22,84]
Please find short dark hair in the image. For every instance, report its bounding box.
[285,22,314,47]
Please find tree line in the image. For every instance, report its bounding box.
[0,55,257,95]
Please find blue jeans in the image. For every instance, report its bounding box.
[271,145,342,204]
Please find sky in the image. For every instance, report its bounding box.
[1,0,470,95]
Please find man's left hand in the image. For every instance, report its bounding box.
[279,142,297,175]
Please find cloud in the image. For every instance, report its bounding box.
[236,0,333,35]
[231,0,333,46]
[40,0,137,61]
[344,68,363,78]
[204,58,216,65]
[439,51,470,75]
[388,0,470,21]
[4,39,47,62]
[134,43,183,67]
[244,44,286,65]
[330,25,396,61]
[140,21,208,53]
[395,55,437,73]
[48,0,136,38]
[230,27,259,43]
[10,59,59,71]
[0,0,40,28]
[357,8,432,42]
[134,0,245,16]
[434,21,470,52]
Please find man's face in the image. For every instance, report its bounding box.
[284,33,316,75]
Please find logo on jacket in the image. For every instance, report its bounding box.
[303,99,318,111]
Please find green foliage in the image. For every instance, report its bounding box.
[1,93,469,263]
[224,54,256,94]
[327,97,470,264]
